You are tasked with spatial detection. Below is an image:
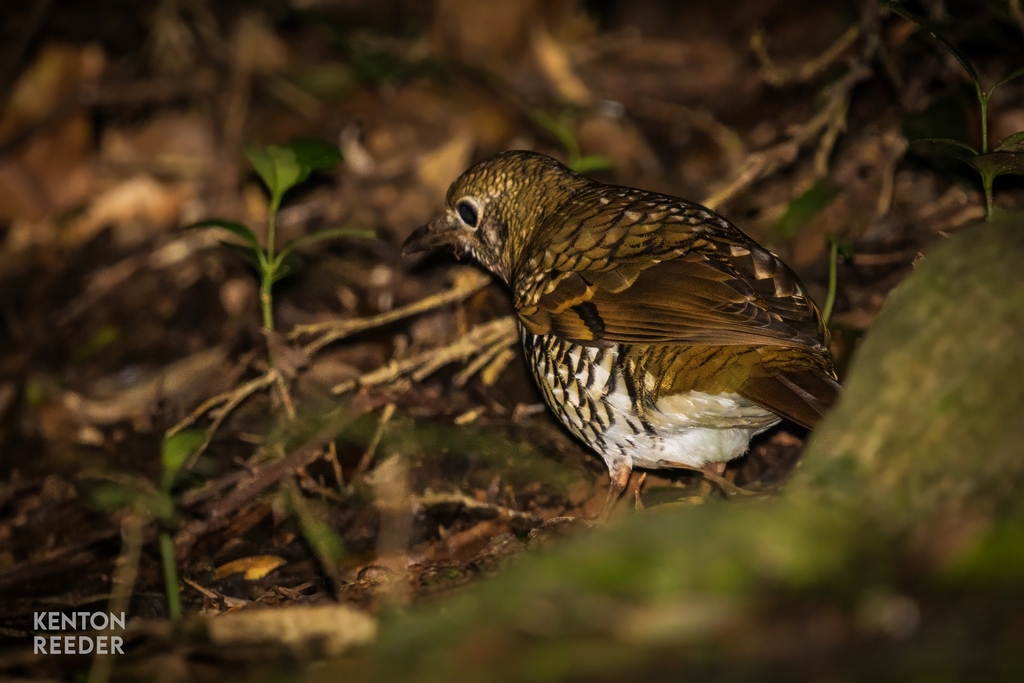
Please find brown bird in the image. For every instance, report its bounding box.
[404,150,839,517]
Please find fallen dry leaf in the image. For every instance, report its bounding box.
[416,125,476,200]
[214,555,288,580]
[100,113,215,178]
[63,175,185,248]
[0,43,105,145]
[61,346,230,426]
[531,25,591,106]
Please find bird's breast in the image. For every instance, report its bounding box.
[520,328,780,469]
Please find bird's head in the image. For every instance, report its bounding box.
[402,150,588,283]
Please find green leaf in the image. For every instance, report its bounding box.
[774,180,839,240]
[246,144,305,198]
[90,484,174,521]
[526,108,580,159]
[569,155,616,175]
[281,484,346,563]
[910,137,979,163]
[187,218,262,250]
[246,145,276,194]
[995,131,1024,153]
[73,325,120,362]
[141,491,175,521]
[970,152,1024,179]
[289,63,357,97]
[271,253,302,283]
[987,65,1024,98]
[833,235,854,260]
[90,483,144,511]
[880,1,980,92]
[161,429,206,492]
[301,517,346,562]
[288,136,344,172]
[223,242,266,271]
[277,227,376,261]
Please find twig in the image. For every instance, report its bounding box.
[751,24,861,86]
[634,99,746,170]
[851,248,921,266]
[702,63,872,210]
[174,408,362,554]
[331,317,519,395]
[453,333,518,387]
[166,364,266,436]
[178,469,248,507]
[325,440,344,491]
[273,372,297,420]
[291,268,490,355]
[168,368,281,467]
[416,490,540,524]
[811,74,856,181]
[354,403,397,477]
[479,348,517,386]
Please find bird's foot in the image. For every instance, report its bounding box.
[656,460,759,498]
[700,464,758,497]
[593,463,633,523]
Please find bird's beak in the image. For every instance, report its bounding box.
[402,214,458,255]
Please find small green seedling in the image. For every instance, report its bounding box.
[882,1,1024,219]
[822,235,852,326]
[89,429,206,619]
[191,137,374,333]
[156,429,205,619]
[774,180,839,241]
[526,108,616,175]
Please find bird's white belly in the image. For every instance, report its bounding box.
[524,332,779,471]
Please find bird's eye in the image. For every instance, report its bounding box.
[456,200,478,228]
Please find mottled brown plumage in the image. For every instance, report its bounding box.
[404,150,840,516]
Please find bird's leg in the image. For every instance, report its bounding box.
[633,472,647,512]
[595,461,632,523]
[701,462,756,497]
[655,459,757,497]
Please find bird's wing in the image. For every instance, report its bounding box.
[515,186,828,352]
[735,360,841,428]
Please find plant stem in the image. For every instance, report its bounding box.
[980,95,989,154]
[983,175,994,220]
[261,193,283,334]
[159,531,181,620]
[260,272,275,334]
[267,193,281,263]
[823,236,839,325]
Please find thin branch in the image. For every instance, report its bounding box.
[330,317,519,395]
[702,63,871,210]
[354,403,397,477]
[751,24,861,87]
[292,269,490,355]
